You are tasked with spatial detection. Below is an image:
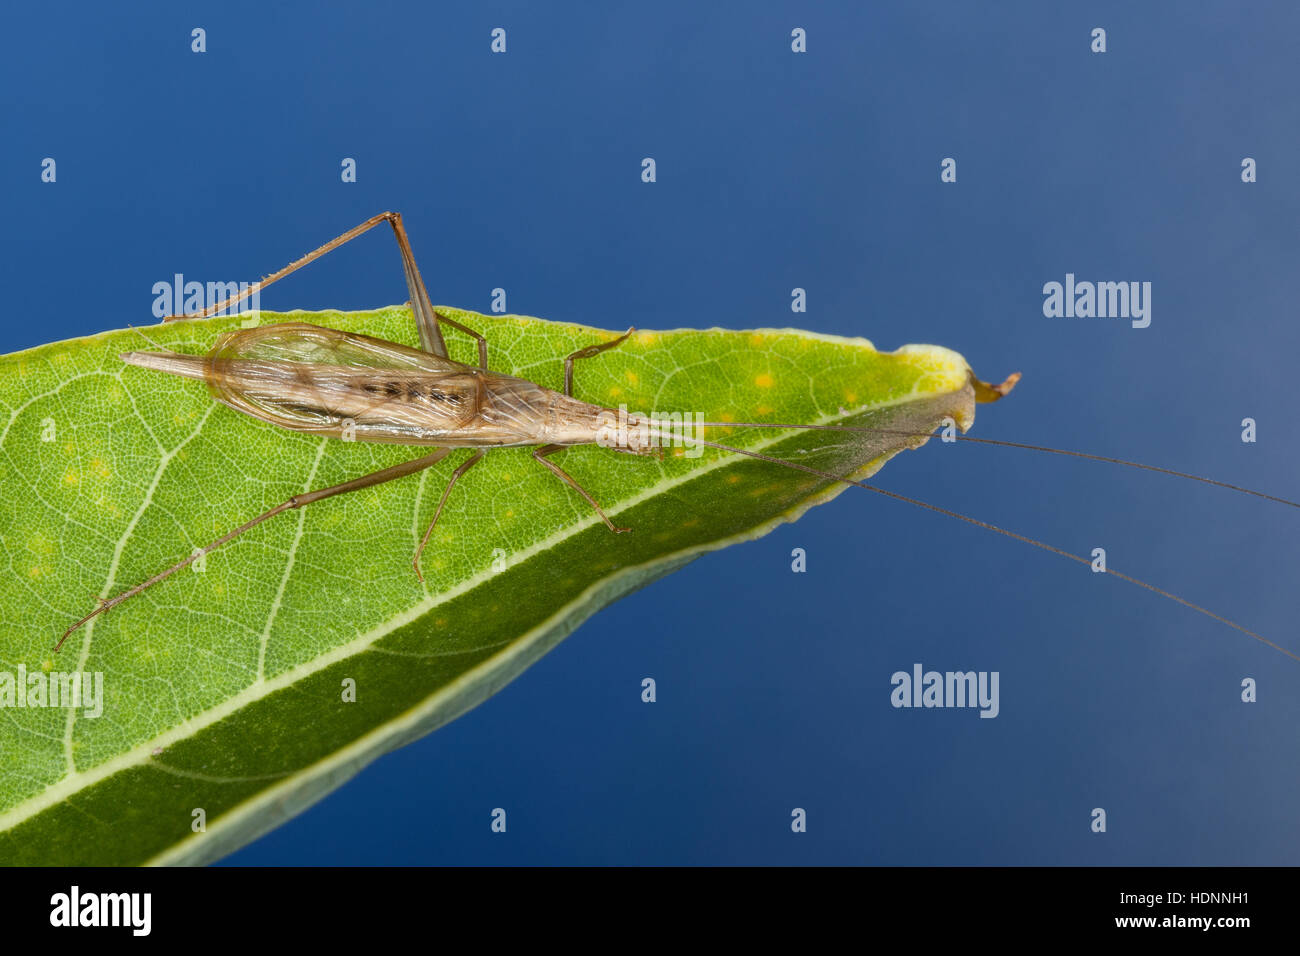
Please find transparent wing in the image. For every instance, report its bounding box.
[203,323,483,444]
[208,322,464,372]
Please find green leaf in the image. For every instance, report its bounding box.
[0,307,1004,864]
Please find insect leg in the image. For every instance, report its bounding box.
[563,328,635,397]
[532,444,630,533]
[163,211,451,359]
[55,447,453,652]
[413,449,487,581]
[433,310,489,369]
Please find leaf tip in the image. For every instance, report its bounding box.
[972,371,1020,404]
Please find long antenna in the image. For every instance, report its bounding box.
[688,421,1300,510]
[668,430,1299,664]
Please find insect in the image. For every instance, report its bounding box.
[55,212,1300,664]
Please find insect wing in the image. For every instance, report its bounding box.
[203,323,481,443]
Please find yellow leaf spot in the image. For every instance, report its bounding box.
[844,390,857,403]
[607,386,623,398]
[755,373,775,389]
[63,469,79,486]
[635,332,659,346]
[727,474,742,484]
[625,369,639,386]
[756,405,773,415]
[90,458,110,479]
[29,566,41,578]
[749,333,768,347]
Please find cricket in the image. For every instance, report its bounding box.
[54,212,1300,663]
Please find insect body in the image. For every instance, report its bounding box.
[107,314,657,591]
[125,322,639,451]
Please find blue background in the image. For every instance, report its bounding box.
[4,2,1298,864]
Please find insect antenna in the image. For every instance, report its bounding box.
[653,427,1300,663]
[689,421,1300,510]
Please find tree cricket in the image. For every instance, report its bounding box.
[55,212,1300,663]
